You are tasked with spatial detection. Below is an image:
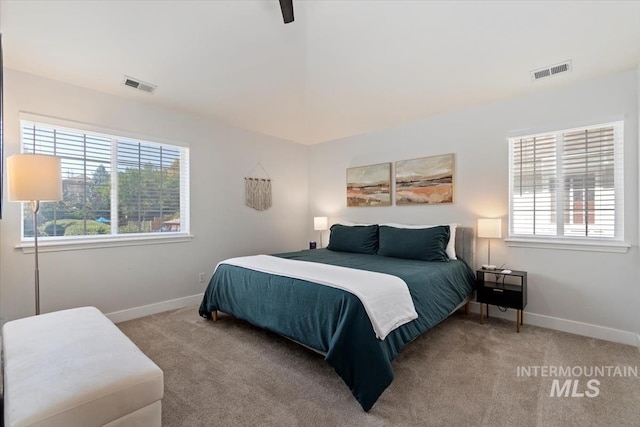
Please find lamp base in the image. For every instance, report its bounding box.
[481,264,497,270]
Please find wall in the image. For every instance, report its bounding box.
[0,69,309,324]
[1,67,637,346]
[309,69,639,345]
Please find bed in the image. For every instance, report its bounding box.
[199,224,475,411]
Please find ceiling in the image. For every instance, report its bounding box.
[1,1,639,145]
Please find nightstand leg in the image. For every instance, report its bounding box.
[480,303,484,324]
[516,310,520,333]
[486,304,489,318]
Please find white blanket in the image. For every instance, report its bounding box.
[218,255,418,340]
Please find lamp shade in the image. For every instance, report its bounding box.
[7,154,63,202]
[313,216,328,231]
[477,218,502,239]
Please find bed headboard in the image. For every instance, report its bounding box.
[454,227,475,268]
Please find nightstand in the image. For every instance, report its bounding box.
[476,269,527,332]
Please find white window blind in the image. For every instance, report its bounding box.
[20,120,189,240]
[509,121,623,240]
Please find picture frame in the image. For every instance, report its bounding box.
[346,162,391,207]
[395,153,454,205]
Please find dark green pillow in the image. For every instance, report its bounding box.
[378,225,450,261]
[327,224,379,255]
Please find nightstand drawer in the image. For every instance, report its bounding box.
[476,284,525,309]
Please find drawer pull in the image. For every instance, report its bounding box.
[492,289,504,293]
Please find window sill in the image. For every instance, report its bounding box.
[15,233,194,254]
[505,238,630,254]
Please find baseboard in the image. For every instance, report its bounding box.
[467,301,638,347]
[104,295,639,347]
[106,293,203,324]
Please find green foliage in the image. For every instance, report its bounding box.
[91,165,111,217]
[65,220,110,235]
[118,159,180,224]
[43,222,66,237]
[33,157,180,237]
[40,219,110,237]
[118,221,152,234]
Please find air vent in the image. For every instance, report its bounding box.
[530,60,572,81]
[122,76,157,94]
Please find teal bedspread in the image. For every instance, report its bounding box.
[198,249,474,411]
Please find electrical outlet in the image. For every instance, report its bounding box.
[199,272,206,283]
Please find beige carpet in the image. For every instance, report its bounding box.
[117,306,640,427]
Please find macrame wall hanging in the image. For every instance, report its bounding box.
[245,163,272,211]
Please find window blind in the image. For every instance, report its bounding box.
[511,134,557,236]
[509,121,623,240]
[20,120,189,240]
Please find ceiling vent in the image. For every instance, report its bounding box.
[122,76,157,94]
[530,60,572,82]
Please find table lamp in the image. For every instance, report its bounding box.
[477,218,502,270]
[314,216,328,248]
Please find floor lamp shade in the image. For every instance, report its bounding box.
[7,154,62,202]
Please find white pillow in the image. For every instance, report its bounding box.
[380,223,458,260]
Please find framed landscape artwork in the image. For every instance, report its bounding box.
[395,153,454,205]
[346,163,391,207]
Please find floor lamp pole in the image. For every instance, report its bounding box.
[31,200,41,315]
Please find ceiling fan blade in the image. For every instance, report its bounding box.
[279,0,294,24]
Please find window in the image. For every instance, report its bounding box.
[509,121,623,241]
[20,120,190,241]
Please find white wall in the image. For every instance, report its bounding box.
[0,69,309,324]
[309,69,639,344]
[637,61,640,347]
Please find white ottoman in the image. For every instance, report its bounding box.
[2,307,164,427]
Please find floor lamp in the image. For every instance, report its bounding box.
[314,216,328,248]
[477,218,502,270]
[7,154,62,315]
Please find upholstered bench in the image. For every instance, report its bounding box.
[2,307,164,427]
